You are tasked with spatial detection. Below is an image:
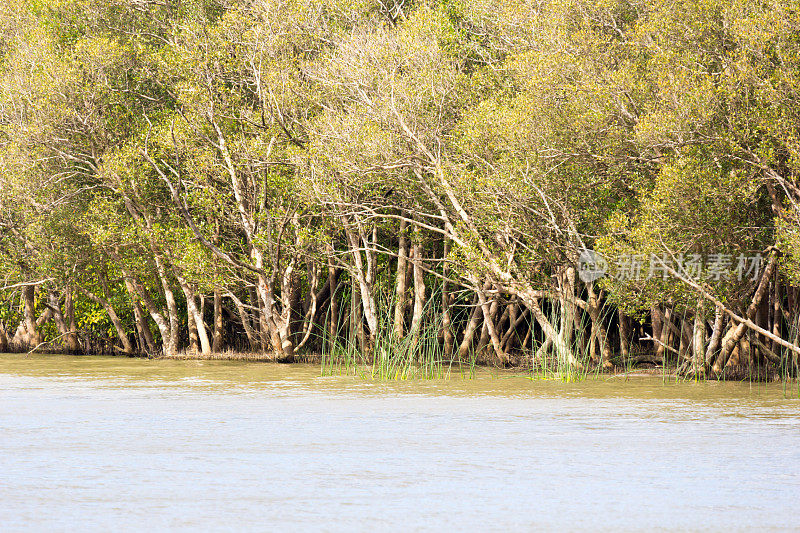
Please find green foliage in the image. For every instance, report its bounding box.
[1,0,798,374]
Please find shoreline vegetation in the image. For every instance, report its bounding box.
[3,347,792,385]
[2,1,800,383]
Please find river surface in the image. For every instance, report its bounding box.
[0,354,799,532]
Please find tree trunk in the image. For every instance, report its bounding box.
[713,252,778,373]
[409,235,426,346]
[48,291,69,343]
[176,274,211,356]
[248,285,268,350]
[526,295,577,368]
[535,337,553,363]
[441,239,455,357]
[680,315,696,366]
[328,258,339,350]
[212,289,224,352]
[554,267,579,367]
[12,285,41,350]
[64,288,80,353]
[349,275,364,354]
[229,292,259,351]
[691,302,706,374]
[522,320,532,357]
[735,336,752,368]
[457,295,483,359]
[658,307,672,361]
[152,252,181,356]
[501,305,528,354]
[0,321,8,352]
[258,276,286,356]
[586,283,613,368]
[288,267,303,346]
[344,223,378,348]
[121,269,173,355]
[125,279,155,354]
[187,307,200,352]
[652,305,664,359]
[475,289,501,358]
[618,311,630,361]
[394,217,410,338]
[275,258,298,360]
[477,287,507,365]
[132,315,145,354]
[588,319,599,363]
[214,120,290,359]
[295,262,321,352]
[771,275,781,354]
[704,306,724,365]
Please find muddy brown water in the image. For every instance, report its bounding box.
[1,353,798,531]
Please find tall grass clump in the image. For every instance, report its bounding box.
[528,303,605,382]
[320,286,475,380]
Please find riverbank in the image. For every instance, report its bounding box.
[155,350,787,382]
[2,348,790,382]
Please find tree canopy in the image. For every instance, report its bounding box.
[1,0,798,379]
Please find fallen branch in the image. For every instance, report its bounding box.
[26,332,68,355]
[639,334,680,357]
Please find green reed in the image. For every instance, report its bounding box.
[320,285,475,380]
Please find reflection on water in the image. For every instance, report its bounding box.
[1,353,798,531]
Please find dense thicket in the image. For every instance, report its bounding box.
[1,0,798,378]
